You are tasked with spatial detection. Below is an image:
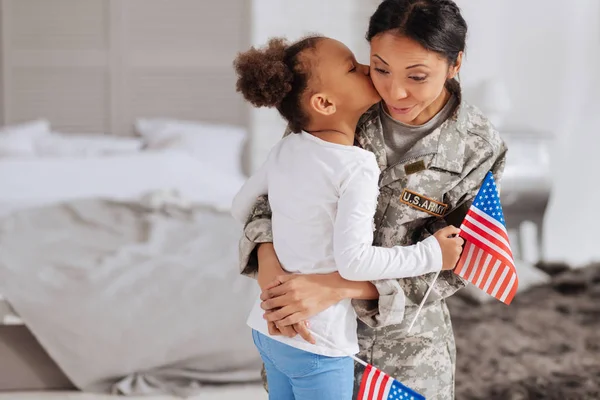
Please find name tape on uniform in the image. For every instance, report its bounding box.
[404,160,427,175]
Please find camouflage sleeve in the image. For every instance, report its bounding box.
[351,279,406,328]
[239,195,273,278]
[431,129,508,299]
[239,126,294,278]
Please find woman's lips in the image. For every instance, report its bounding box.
[389,105,415,115]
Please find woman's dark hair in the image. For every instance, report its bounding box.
[367,0,467,102]
[233,36,323,133]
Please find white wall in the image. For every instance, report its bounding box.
[0,3,4,126]
[457,0,598,137]
[544,6,600,266]
[456,0,600,265]
[458,0,592,134]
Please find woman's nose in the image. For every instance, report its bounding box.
[392,81,409,100]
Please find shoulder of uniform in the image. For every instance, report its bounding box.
[357,103,381,130]
[458,101,505,155]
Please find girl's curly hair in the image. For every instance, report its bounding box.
[234,36,323,133]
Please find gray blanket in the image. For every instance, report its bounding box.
[0,196,261,396]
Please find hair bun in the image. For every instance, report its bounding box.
[234,38,294,108]
[436,0,461,14]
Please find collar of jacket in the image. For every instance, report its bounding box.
[355,99,469,176]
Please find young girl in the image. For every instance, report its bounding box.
[231,36,463,400]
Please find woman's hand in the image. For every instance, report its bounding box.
[260,273,346,328]
[256,243,286,288]
[260,275,325,344]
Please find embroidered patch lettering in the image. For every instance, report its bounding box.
[400,189,448,217]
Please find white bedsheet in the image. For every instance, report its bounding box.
[0,150,246,218]
[0,151,247,326]
[0,196,260,393]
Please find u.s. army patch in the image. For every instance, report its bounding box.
[400,189,448,217]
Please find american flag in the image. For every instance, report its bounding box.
[455,171,518,304]
[357,365,425,400]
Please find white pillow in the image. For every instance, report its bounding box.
[35,133,143,157]
[0,119,51,138]
[0,134,36,157]
[0,119,52,157]
[135,118,247,178]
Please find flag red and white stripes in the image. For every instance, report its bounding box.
[357,365,424,400]
[455,172,518,305]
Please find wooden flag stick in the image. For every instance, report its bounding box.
[407,222,464,333]
[407,269,441,333]
[308,329,369,367]
[309,328,425,400]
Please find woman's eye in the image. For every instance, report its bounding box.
[374,68,389,75]
[411,76,427,82]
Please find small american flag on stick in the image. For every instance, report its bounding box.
[308,330,426,400]
[455,171,518,304]
[407,171,519,333]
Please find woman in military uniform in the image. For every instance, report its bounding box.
[238,0,506,398]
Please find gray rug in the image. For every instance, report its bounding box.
[449,263,600,400]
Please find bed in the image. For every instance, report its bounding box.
[0,0,270,396]
[0,118,266,396]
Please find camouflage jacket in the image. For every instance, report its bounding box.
[239,99,507,328]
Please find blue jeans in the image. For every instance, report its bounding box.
[252,330,354,400]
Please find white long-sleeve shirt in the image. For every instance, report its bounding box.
[232,132,442,356]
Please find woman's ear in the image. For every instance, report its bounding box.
[309,93,336,116]
[448,51,463,80]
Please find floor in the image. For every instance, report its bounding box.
[450,263,600,399]
[0,385,267,400]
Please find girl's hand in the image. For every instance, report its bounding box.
[267,321,282,336]
[433,226,465,270]
[267,318,315,344]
